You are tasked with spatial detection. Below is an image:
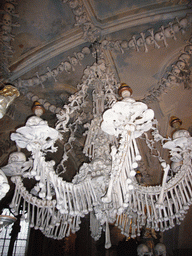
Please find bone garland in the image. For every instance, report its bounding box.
[12,14,191,91]
[0,0,19,76]
[142,36,192,103]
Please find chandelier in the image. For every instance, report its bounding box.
[0,59,192,250]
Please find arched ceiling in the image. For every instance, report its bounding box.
[0,0,192,183]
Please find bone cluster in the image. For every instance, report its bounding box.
[0,0,19,75]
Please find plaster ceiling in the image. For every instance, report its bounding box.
[0,0,192,184]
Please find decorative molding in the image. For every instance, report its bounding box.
[83,1,192,36]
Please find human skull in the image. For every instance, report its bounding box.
[128,39,136,49]
[164,27,174,38]
[76,52,84,60]
[4,3,15,15]
[171,66,180,76]
[2,25,12,34]
[180,18,188,29]
[69,57,78,66]
[184,45,192,55]
[171,161,182,172]
[52,69,59,77]
[58,63,65,72]
[137,244,149,256]
[176,60,186,71]
[114,41,121,51]
[2,34,12,42]
[179,53,190,63]
[64,61,72,72]
[121,40,128,49]
[145,35,154,45]
[101,40,109,49]
[155,31,164,41]
[172,129,190,140]
[173,23,180,33]
[2,13,12,26]
[82,46,90,55]
[68,0,79,9]
[167,74,177,83]
[76,13,87,25]
[73,6,84,16]
[8,151,26,163]
[154,243,166,256]
[137,37,144,47]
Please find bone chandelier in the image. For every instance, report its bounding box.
[1,59,192,249]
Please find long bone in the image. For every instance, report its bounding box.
[30,197,37,228]
[83,181,93,212]
[131,190,137,212]
[140,194,146,226]
[26,194,32,223]
[105,218,111,249]
[156,163,170,207]
[21,191,27,219]
[73,186,81,214]
[165,192,175,228]
[60,222,68,238]
[35,199,43,229]
[162,204,169,221]
[150,194,158,225]
[174,185,185,214]
[66,219,72,237]
[181,180,190,205]
[124,217,131,236]
[129,135,138,169]
[70,185,79,215]
[145,193,151,221]
[184,174,192,201]
[60,181,68,214]
[77,185,88,215]
[51,172,64,210]
[39,202,48,230]
[160,26,168,47]
[45,200,57,229]
[137,216,141,236]
[170,188,179,216]
[46,175,52,200]
[14,188,24,215]
[164,192,174,218]
[119,173,127,205]
[148,28,160,49]
[116,180,123,209]
[75,185,84,215]
[9,184,20,209]
[136,192,142,215]
[53,225,60,239]
[66,183,74,216]
[132,137,141,161]
[40,208,49,230]
[87,179,98,205]
[140,32,148,52]
[178,182,189,210]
